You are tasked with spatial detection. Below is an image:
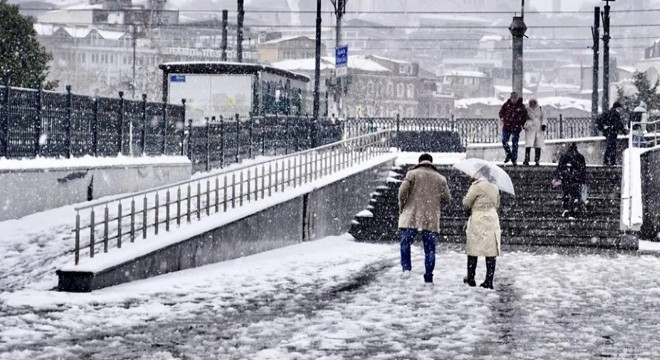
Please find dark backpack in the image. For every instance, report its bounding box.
[596,112,609,132]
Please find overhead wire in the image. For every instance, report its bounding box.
[17,8,660,14]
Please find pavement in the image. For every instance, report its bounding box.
[1,235,660,359]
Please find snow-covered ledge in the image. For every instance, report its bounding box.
[0,156,191,221]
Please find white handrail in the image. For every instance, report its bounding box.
[626,118,660,230]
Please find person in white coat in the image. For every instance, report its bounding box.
[631,101,649,148]
[523,98,547,166]
[462,167,501,289]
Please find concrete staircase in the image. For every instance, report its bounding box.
[350,164,636,249]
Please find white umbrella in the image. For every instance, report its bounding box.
[453,158,515,195]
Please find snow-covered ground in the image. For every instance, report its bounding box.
[2,235,660,358]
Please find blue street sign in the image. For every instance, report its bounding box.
[170,75,186,83]
[335,45,348,67]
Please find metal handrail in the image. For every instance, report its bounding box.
[629,119,660,148]
[73,130,394,265]
[625,119,660,230]
[75,130,390,212]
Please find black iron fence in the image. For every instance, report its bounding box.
[342,115,593,147]
[0,82,594,172]
[187,115,344,173]
[0,84,186,159]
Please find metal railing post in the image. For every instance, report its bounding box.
[285,115,289,155]
[186,184,191,222]
[187,119,193,162]
[118,91,125,155]
[34,84,42,157]
[155,192,160,235]
[196,182,201,220]
[130,198,135,242]
[89,208,95,257]
[248,113,254,159]
[141,94,147,155]
[180,99,186,156]
[65,85,73,158]
[92,97,99,157]
[220,116,225,168]
[206,118,211,172]
[142,196,148,239]
[235,113,240,164]
[117,203,122,248]
[75,211,80,264]
[559,114,564,139]
[1,76,9,158]
[103,206,109,253]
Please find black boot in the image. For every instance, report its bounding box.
[480,257,496,289]
[522,148,531,166]
[534,148,542,166]
[463,256,477,287]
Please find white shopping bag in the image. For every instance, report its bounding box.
[581,184,589,204]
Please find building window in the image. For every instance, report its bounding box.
[367,81,374,96]
[397,83,404,98]
[407,84,414,99]
[387,82,393,97]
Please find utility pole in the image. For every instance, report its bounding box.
[132,23,137,99]
[221,9,228,61]
[509,0,527,97]
[592,6,600,133]
[601,0,614,111]
[312,0,322,147]
[331,0,348,116]
[237,0,244,62]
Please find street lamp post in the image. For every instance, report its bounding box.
[591,6,600,134]
[237,0,244,62]
[312,0,322,147]
[509,0,527,97]
[602,0,614,111]
[331,0,348,117]
[132,23,137,99]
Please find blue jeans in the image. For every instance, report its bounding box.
[400,228,437,278]
[502,130,521,163]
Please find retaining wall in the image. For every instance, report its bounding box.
[57,157,395,292]
[640,148,660,240]
[0,158,191,221]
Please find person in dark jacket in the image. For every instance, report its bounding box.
[598,102,626,166]
[498,92,528,166]
[555,143,587,218]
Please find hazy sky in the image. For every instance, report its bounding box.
[533,0,593,11]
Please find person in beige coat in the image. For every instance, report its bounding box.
[398,153,452,284]
[523,98,547,166]
[462,167,501,289]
